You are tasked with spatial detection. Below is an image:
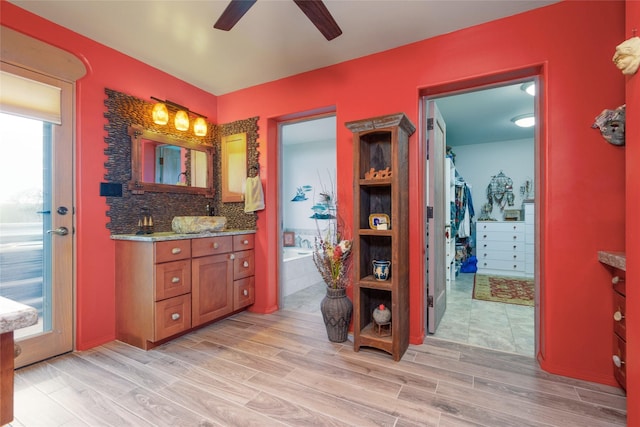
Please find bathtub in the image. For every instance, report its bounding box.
[281,247,323,297]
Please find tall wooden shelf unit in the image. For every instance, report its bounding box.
[346,113,415,361]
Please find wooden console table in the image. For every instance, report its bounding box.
[0,297,37,425]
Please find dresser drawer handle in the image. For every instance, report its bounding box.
[243,239,249,245]
[171,248,182,255]
[213,242,219,249]
[171,313,180,321]
[614,311,624,322]
[171,277,180,284]
[243,261,249,268]
[243,289,249,296]
[483,235,487,238]
[613,355,624,368]
[513,255,517,259]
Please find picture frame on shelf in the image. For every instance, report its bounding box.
[283,231,295,247]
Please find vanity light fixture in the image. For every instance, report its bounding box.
[521,82,535,96]
[511,114,535,128]
[150,96,208,136]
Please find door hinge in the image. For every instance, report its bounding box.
[427,295,434,308]
[427,118,434,130]
[426,206,434,219]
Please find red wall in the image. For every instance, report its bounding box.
[1,0,219,349]
[218,0,627,388]
[1,0,631,395]
[624,0,639,422]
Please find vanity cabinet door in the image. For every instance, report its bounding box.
[192,253,234,326]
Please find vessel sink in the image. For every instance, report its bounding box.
[171,216,227,234]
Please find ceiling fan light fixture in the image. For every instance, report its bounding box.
[512,114,535,128]
[193,117,208,136]
[152,102,169,125]
[174,110,190,131]
[521,82,535,96]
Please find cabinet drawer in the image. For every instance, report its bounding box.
[477,231,524,243]
[154,294,191,341]
[233,234,255,251]
[477,240,525,252]
[155,259,191,301]
[613,290,626,339]
[155,240,191,263]
[478,259,525,272]
[234,276,255,310]
[613,333,626,390]
[476,222,524,233]
[192,236,233,258]
[477,249,525,262]
[234,250,255,279]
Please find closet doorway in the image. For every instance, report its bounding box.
[278,115,337,313]
[424,79,538,357]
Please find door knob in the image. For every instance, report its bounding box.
[47,226,69,236]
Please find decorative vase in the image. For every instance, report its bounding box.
[372,304,391,324]
[320,287,353,343]
[372,260,391,281]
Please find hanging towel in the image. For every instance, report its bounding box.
[244,175,265,213]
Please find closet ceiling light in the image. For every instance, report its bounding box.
[521,82,535,96]
[511,114,535,128]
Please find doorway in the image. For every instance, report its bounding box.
[424,79,537,357]
[278,115,336,313]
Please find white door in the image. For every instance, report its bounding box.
[0,63,75,367]
[425,100,447,334]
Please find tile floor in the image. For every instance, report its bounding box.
[281,272,535,357]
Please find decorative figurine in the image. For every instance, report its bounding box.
[613,36,640,75]
[592,104,625,146]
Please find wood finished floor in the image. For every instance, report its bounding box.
[10,309,626,427]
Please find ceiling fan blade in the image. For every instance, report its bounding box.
[214,0,257,31]
[293,0,342,41]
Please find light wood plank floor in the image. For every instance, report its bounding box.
[10,309,626,426]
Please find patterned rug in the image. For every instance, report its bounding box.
[472,274,535,307]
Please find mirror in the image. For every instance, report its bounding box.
[221,132,247,202]
[128,126,214,197]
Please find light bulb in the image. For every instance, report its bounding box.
[193,117,207,136]
[152,102,169,125]
[174,110,189,131]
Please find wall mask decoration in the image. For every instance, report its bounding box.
[612,36,640,75]
[592,104,625,146]
[291,185,312,202]
[486,171,514,212]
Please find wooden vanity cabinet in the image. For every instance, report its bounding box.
[115,233,255,350]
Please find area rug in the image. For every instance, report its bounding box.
[472,274,534,307]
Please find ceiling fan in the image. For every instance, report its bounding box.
[214,0,343,41]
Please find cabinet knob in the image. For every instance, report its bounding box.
[483,235,487,238]
[171,277,180,284]
[213,242,219,249]
[513,255,517,259]
[171,313,180,321]
[612,276,622,285]
[512,236,517,240]
[230,254,236,260]
[483,244,487,248]
[14,344,22,359]
[243,289,248,296]
[243,261,249,268]
[613,354,624,368]
[171,248,181,254]
[614,310,624,322]
[243,239,249,245]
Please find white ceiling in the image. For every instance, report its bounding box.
[8,0,548,146]
[9,0,556,96]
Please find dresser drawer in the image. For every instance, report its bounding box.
[477,249,525,262]
[477,231,524,243]
[234,276,255,310]
[477,240,525,252]
[613,290,626,339]
[192,236,233,258]
[476,221,524,233]
[154,294,191,341]
[234,250,255,279]
[155,259,191,301]
[478,259,525,272]
[613,333,626,390]
[233,234,255,251]
[155,239,191,263]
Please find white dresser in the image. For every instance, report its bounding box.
[524,202,535,276]
[476,221,527,277]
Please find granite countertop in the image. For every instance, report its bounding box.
[0,297,38,334]
[111,229,256,242]
[597,251,626,271]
